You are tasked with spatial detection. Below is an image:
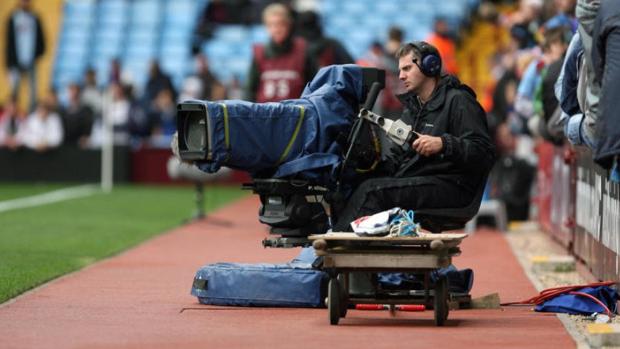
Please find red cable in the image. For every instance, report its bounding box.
[569,291,613,317]
[501,281,616,306]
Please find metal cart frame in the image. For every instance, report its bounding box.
[310,232,467,326]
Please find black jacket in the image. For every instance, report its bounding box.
[5,9,45,70]
[592,0,620,169]
[391,75,496,193]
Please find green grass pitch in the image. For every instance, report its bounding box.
[0,184,247,304]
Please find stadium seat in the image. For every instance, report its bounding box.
[213,25,251,42]
[250,25,268,44]
[62,0,95,25]
[164,0,200,26]
[436,0,467,20]
[52,0,471,95]
[129,0,162,26]
[375,1,400,15]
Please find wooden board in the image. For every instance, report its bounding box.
[309,232,468,242]
[322,253,450,269]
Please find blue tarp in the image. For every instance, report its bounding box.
[192,64,364,183]
[535,286,619,315]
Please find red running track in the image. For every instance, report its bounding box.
[0,196,575,349]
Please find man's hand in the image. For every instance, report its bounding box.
[411,133,443,157]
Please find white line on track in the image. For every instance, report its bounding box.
[0,185,100,213]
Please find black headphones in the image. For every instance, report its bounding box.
[408,41,442,77]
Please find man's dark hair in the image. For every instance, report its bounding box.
[395,43,420,59]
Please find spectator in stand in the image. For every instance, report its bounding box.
[573,0,600,150]
[126,84,150,144]
[178,76,203,103]
[295,10,353,68]
[380,26,407,118]
[89,82,130,147]
[108,58,122,86]
[552,0,599,150]
[513,26,562,133]
[149,88,177,147]
[488,122,535,221]
[226,75,244,100]
[45,87,62,114]
[5,0,46,112]
[357,41,385,68]
[59,83,94,148]
[356,27,405,118]
[426,17,459,75]
[529,25,571,144]
[194,53,226,101]
[591,0,620,170]
[555,0,578,28]
[81,68,102,116]
[0,97,26,150]
[489,52,519,140]
[191,0,253,54]
[143,60,176,107]
[245,3,316,102]
[503,0,544,50]
[21,95,63,151]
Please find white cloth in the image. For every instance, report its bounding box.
[106,99,130,127]
[350,207,400,235]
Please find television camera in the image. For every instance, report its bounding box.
[175,66,425,247]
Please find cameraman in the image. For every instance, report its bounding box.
[333,41,496,231]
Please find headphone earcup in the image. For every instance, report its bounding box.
[422,54,441,77]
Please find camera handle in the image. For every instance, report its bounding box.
[358,108,417,146]
[336,82,383,190]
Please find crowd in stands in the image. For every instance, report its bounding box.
[0,0,349,153]
[478,0,620,219]
[3,0,619,200]
[0,54,223,151]
[2,0,458,154]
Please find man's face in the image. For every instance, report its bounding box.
[20,0,31,10]
[265,14,290,45]
[398,52,426,93]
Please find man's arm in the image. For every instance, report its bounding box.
[35,14,45,58]
[6,14,15,68]
[439,94,496,171]
[594,25,620,166]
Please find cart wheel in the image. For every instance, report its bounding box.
[328,278,341,325]
[337,274,348,318]
[434,276,449,326]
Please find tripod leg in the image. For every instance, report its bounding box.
[194,182,205,219]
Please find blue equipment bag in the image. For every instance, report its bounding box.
[191,248,328,307]
[535,286,619,315]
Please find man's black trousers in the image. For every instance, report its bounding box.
[332,176,474,232]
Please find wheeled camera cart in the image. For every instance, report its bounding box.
[310,232,468,326]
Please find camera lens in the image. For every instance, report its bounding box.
[185,112,206,151]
